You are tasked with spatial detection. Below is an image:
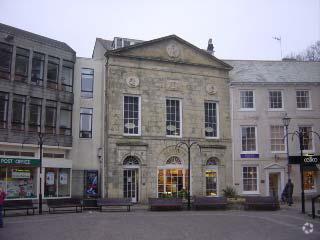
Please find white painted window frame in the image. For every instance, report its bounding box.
[242,165,260,195]
[240,125,258,154]
[123,95,141,136]
[239,90,255,111]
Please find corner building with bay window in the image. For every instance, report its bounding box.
[104,35,233,202]
[0,23,75,200]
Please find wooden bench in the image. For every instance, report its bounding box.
[47,198,83,213]
[3,200,37,216]
[193,196,227,210]
[244,196,279,210]
[97,198,132,212]
[149,198,183,211]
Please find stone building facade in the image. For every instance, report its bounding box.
[104,35,233,202]
[0,23,75,200]
[227,60,320,199]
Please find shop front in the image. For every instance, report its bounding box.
[0,157,40,199]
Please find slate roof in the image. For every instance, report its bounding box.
[96,38,113,50]
[0,22,75,53]
[225,60,320,84]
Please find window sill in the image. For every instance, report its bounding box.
[166,135,182,138]
[239,109,256,112]
[296,108,313,111]
[268,108,285,112]
[242,191,260,195]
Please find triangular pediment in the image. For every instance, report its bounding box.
[106,35,232,70]
[264,163,285,169]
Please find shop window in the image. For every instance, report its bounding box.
[303,171,316,191]
[12,94,26,131]
[80,108,92,138]
[1,167,37,199]
[31,52,45,86]
[60,103,72,136]
[81,68,94,98]
[61,60,73,92]
[0,42,13,80]
[15,47,30,82]
[0,92,9,129]
[29,97,42,132]
[45,100,57,134]
[206,170,217,196]
[47,56,59,90]
[123,95,140,135]
[45,168,71,198]
[157,169,187,198]
[166,98,181,137]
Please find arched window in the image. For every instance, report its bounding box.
[206,157,218,166]
[123,156,140,165]
[166,156,182,165]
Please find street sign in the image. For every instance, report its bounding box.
[288,156,320,166]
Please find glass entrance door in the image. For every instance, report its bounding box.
[123,169,138,202]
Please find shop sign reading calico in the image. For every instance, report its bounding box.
[0,157,40,166]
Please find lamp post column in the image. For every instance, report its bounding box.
[38,133,43,215]
[298,131,305,214]
[187,143,191,210]
[285,124,290,180]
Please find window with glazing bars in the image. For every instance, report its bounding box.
[123,96,139,135]
[166,99,181,136]
[241,126,256,152]
[269,91,282,109]
[47,56,59,90]
[204,101,217,137]
[296,90,310,109]
[240,90,254,109]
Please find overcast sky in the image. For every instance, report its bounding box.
[1,0,319,60]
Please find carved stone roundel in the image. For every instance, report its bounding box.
[166,43,180,58]
[126,76,139,88]
[206,84,217,95]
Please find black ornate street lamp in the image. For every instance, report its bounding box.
[175,139,201,210]
[285,129,320,213]
[282,113,291,179]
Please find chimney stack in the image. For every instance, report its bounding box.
[207,38,215,55]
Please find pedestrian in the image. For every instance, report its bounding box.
[281,185,288,204]
[285,179,294,206]
[0,187,6,228]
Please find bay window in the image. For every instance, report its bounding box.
[29,97,42,132]
[12,94,26,130]
[0,92,9,128]
[61,60,73,92]
[60,103,72,135]
[45,100,57,134]
[31,52,45,86]
[0,42,13,80]
[15,47,30,82]
[47,56,59,90]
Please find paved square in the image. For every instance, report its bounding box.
[1,208,319,240]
